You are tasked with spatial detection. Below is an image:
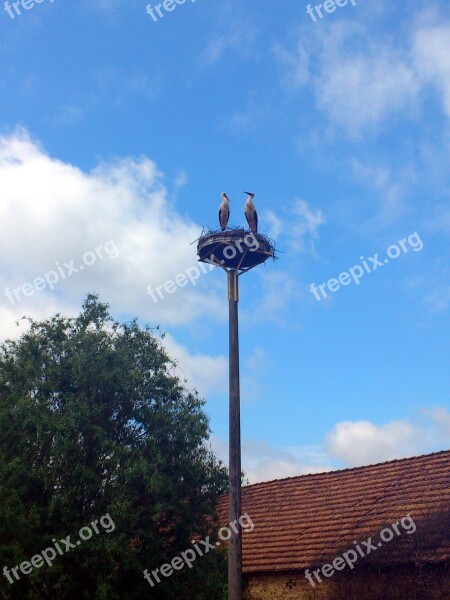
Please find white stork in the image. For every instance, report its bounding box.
[244,192,258,233]
[219,192,230,231]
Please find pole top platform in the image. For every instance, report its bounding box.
[196,228,276,273]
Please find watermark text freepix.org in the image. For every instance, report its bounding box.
[146,0,197,23]
[306,0,358,23]
[143,513,254,588]
[4,0,55,19]
[305,514,416,587]
[310,232,423,301]
[4,240,119,305]
[147,232,260,303]
[3,513,115,584]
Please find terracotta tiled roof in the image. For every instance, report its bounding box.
[218,450,450,573]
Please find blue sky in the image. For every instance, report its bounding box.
[0,0,449,482]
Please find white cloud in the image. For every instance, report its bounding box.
[0,298,80,342]
[289,200,326,253]
[272,41,310,89]
[219,102,273,136]
[425,407,450,438]
[242,347,271,403]
[275,17,450,136]
[174,170,188,189]
[413,22,450,117]
[220,409,450,483]
[263,210,283,240]
[242,444,328,484]
[316,44,419,136]
[52,104,83,127]
[0,129,227,329]
[210,435,331,484]
[245,270,303,325]
[238,199,324,323]
[274,23,420,136]
[350,160,411,226]
[162,333,227,397]
[428,204,450,236]
[0,129,231,395]
[198,18,259,68]
[93,67,162,104]
[262,199,325,255]
[326,409,450,468]
[424,283,450,313]
[326,419,425,467]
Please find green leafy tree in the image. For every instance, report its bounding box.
[0,295,228,599]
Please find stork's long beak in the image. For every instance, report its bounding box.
[244,191,254,196]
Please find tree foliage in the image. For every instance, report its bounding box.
[0,295,228,599]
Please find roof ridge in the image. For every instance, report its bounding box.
[243,448,450,489]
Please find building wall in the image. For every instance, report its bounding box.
[243,564,450,600]
[243,571,326,600]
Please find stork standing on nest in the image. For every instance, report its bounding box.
[244,192,258,233]
[218,192,230,231]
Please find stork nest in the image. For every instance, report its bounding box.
[194,226,277,272]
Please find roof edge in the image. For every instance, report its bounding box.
[243,448,450,490]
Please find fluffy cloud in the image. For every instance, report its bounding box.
[424,283,450,314]
[211,436,331,484]
[0,129,224,330]
[262,199,325,254]
[316,41,419,135]
[424,407,450,438]
[214,408,450,483]
[326,409,450,468]
[325,419,425,467]
[275,17,450,135]
[198,16,259,68]
[162,333,228,396]
[0,129,229,394]
[272,41,310,89]
[413,22,450,117]
[350,160,413,227]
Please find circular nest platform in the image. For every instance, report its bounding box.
[196,227,277,272]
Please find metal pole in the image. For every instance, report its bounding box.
[228,269,242,600]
